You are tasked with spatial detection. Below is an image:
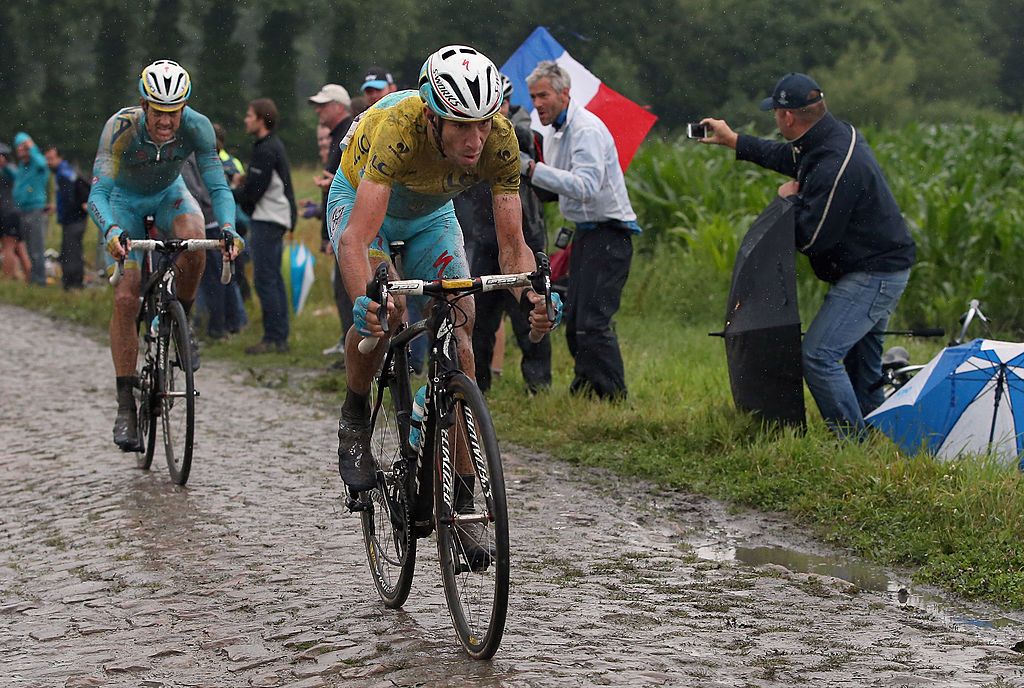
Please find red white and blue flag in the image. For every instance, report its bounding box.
[501,26,658,171]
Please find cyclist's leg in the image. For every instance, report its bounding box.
[328,178,407,492]
[156,177,205,305]
[399,202,474,377]
[107,188,147,450]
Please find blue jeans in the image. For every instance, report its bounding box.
[802,269,910,437]
[250,220,289,344]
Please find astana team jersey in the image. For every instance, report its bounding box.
[88,105,235,237]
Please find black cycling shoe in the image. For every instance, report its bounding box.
[455,516,495,572]
[337,416,376,493]
[113,403,141,452]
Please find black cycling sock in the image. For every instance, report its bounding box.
[115,376,137,410]
[181,300,193,317]
[341,387,370,423]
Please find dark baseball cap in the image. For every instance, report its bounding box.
[361,66,395,91]
[759,73,824,111]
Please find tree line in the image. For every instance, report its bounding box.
[3,0,1022,166]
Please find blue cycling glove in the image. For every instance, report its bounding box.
[521,290,563,328]
[549,291,564,328]
[353,295,374,336]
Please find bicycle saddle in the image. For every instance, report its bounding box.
[881,346,911,370]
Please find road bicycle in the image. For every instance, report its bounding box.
[348,246,553,659]
[110,218,233,485]
[874,299,990,396]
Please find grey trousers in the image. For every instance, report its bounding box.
[21,210,47,286]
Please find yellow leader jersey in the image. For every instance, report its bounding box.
[339,90,520,219]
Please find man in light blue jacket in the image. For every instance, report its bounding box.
[12,132,51,286]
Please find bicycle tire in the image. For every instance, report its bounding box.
[433,372,509,659]
[158,300,195,485]
[360,350,417,607]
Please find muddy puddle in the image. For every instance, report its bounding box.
[690,518,1024,643]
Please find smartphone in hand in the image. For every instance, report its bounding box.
[686,122,708,139]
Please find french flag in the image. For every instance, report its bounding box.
[501,26,658,171]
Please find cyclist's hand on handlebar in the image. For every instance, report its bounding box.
[105,226,127,260]
[221,224,245,260]
[353,295,395,337]
[523,290,562,335]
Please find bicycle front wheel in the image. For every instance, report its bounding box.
[360,355,417,607]
[158,300,195,485]
[433,372,509,659]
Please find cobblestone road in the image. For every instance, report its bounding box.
[2,303,1023,687]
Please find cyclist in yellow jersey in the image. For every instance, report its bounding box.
[327,45,562,494]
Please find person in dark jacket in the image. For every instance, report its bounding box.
[702,73,916,438]
[44,147,90,289]
[454,74,551,393]
[235,98,297,354]
[308,84,354,360]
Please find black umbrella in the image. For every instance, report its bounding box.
[716,197,805,427]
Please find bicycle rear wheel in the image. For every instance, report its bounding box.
[158,300,195,485]
[360,352,417,607]
[433,372,509,659]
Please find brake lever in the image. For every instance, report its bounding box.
[528,251,552,343]
[357,262,390,354]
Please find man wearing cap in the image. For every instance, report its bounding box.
[701,73,916,438]
[360,66,397,106]
[308,84,355,359]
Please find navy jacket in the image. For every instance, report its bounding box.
[736,113,915,283]
[52,160,89,225]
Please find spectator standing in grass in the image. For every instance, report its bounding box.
[701,72,916,438]
[308,83,355,362]
[235,98,297,355]
[0,142,31,281]
[455,74,551,394]
[45,146,90,290]
[524,62,640,401]
[12,132,50,286]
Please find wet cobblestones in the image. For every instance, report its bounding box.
[2,303,1023,687]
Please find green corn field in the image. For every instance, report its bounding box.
[623,120,1024,336]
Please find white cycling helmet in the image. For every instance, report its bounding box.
[418,45,502,122]
[139,60,192,112]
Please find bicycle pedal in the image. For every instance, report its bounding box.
[345,490,371,513]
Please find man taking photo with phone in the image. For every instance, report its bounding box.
[700,72,916,439]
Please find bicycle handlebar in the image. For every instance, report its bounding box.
[880,327,945,338]
[356,256,550,354]
[109,236,236,287]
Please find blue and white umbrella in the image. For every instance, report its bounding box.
[866,339,1024,469]
[282,241,315,315]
